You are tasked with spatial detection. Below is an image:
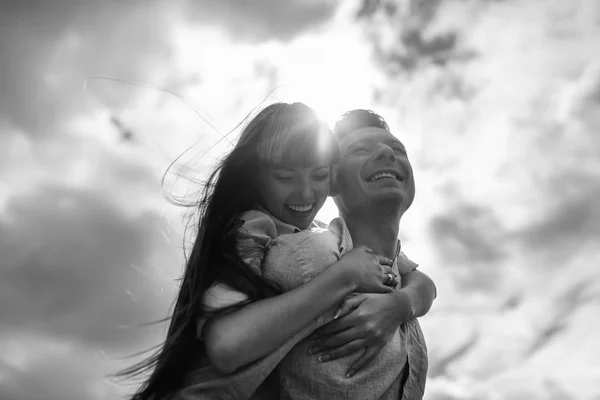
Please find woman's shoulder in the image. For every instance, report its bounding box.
[239,210,278,242]
[272,223,340,257]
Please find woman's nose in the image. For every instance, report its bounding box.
[295,178,314,201]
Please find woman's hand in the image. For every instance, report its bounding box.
[308,291,414,377]
[337,246,398,294]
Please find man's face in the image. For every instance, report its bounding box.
[333,127,415,216]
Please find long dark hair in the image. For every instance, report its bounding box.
[117,102,339,400]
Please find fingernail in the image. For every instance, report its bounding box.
[346,370,355,378]
[308,348,317,355]
[318,354,330,362]
[333,311,340,319]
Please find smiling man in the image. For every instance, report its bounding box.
[306,109,434,399]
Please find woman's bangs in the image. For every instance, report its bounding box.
[257,122,339,167]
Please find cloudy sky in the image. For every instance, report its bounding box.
[1,0,599,399]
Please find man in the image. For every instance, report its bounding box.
[306,109,434,398]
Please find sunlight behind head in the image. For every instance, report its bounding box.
[273,83,374,131]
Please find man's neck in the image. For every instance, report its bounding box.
[342,209,401,260]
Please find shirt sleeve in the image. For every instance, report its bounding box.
[396,251,419,276]
[197,210,278,339]
[236,210,278,275]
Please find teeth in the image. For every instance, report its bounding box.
[287,204,313,212]
[369,172,397,182]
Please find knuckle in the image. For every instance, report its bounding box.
[365,323,378,335]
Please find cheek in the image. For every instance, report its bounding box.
[261,180,288,208]
[338,167,360,194]
[314,180,331,201]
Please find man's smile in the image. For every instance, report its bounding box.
[365,169,404,182]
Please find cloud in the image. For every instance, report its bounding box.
[355,0,477,73]
[0,183,179,353]
[182,0,337,42]
[0,130,187,398]
[0,333,128,400]
[0,0,339,137]
[0,0,176,135]
[0,129,187,355]
[428,201,507,291]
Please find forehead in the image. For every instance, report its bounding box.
[338,127,402,154]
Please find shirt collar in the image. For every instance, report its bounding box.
[328,216,401,264]
[255,205,315,235]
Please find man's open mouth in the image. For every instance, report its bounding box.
[366,171,404,182]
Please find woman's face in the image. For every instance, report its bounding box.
[259,162,331,230]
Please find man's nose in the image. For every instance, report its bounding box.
[374,144,396,162]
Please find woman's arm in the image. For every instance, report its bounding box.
[398,269,436,319]
[203,245,394,374]
[203,259,356,374]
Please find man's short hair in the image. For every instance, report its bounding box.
[332,109,390,140]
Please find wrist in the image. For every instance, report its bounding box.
[330,259,359,292]
[392,289,416,321]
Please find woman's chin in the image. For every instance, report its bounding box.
[282,208,315,230]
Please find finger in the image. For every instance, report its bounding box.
[310,327,361,355]
[315,339,367,363]
[383,273,399,288]
[311,314,357,340]
[377,255,394,266]
[333,294,366,320]
[346,346,382,378]
[377,283,395,293]
[382,266,398,277]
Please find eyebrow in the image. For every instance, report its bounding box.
[347,139,371,149]
[390,140,406,151]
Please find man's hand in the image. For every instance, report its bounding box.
[308,291,414,377]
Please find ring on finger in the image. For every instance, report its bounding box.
[385,273,395,285]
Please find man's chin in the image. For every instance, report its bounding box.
[369,189,412,212]
[371,186,405,200]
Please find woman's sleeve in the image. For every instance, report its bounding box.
[236,210,278,275]
[197,211,278,339]
[197,283,250,339]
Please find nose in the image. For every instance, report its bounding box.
[374,144,396,162]
[294,175,315,202]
